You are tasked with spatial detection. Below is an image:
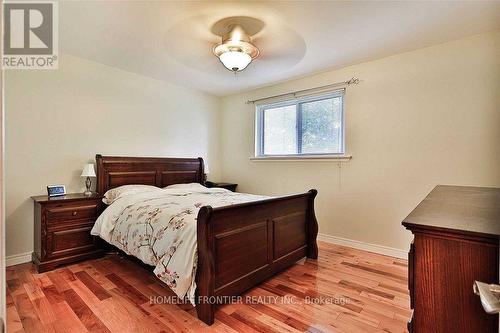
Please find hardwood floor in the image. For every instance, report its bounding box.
[6,242,411,332]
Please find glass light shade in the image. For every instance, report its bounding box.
[219,51,252,72]
[81,163,96,177]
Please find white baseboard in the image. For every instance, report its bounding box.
[6,252,32,267]
[317,233,407,259]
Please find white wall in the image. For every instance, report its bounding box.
[5,54,221,258]
[220,31,500,252]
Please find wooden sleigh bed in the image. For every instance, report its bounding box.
[95,154,319,325]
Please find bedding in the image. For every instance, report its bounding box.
[163,182,208,191]
[102,184,163,204]
[91,185,268,303]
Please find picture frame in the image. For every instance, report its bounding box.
[47,184,66,197]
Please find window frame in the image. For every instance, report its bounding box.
[255,90,345,158]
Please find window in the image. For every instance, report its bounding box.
[255,91,345,157]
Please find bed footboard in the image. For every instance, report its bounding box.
[195,189,318,325]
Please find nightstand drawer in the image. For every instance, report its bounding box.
[46,203,99,224]
[47,226,96,258]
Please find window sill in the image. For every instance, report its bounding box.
[249,155,352,162]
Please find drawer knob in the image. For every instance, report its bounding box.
[72,211,78,216]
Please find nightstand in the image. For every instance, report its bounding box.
[205,181,238,192]
[31,193,105,272]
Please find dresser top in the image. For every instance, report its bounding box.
[32,192,103,204]
[403,185,500,237]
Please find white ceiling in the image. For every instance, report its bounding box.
[60,1,500,96]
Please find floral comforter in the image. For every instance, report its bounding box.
[91,186,267,303]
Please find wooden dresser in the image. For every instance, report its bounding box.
[402,185,500,332]
[32,193,105,272]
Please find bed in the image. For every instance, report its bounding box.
[93,154,318,325]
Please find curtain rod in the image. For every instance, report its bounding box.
[246,77,360,104]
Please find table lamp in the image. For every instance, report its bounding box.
[81,163,96,195]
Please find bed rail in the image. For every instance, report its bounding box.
[195,189,318,324]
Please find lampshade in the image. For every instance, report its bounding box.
[219,51,252,72]
[204,162,210,174]
[213,25,259,72]
[81,163,96,177]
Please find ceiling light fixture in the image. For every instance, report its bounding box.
[213,25,259,72]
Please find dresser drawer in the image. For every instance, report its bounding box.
[46,225,96,258]
[46,203,99,225]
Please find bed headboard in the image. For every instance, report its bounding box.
[96,154,204,194]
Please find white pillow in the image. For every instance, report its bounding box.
[164,183,207,191]
[103,185,161,205]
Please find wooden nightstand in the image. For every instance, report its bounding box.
[31,193,105,272]
[205,181,238,192]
